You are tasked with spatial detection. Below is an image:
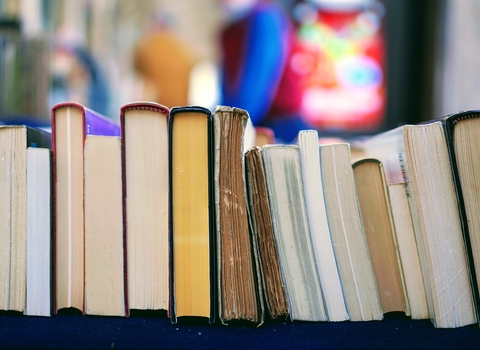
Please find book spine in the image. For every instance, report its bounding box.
[50,107,59,314]
[207,110,216,325]
[119,107,129,317]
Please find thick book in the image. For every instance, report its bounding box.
[361,122,476,328]
[120,102,170,312]
[261,144,327,322]
[244,146,288,320]
[352,158,409,315]
[0,125,51,313]
[51,102,122,314]
[319,143,383,322]
[213,106,263,325]
[84,135,126,316]
[297,130,348,322]
[169,106,216,324]
[443,110,480,323]
[356,131,429,321]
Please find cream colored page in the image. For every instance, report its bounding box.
[125,110,169,310]
[84,135,125,316]
[405,124,475,328]
[0,128,12,310]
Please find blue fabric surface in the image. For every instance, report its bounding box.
[221,3,291,126]
[1,311,479,349]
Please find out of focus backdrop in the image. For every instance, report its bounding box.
[0,0,479,141]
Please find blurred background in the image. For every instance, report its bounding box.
[0,0,479,142]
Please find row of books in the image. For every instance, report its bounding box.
[2,101,480,330]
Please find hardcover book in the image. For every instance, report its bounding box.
[51,102,122,314]
[169,106,216,323]
[443,110,480,323]
[121,102,170,312]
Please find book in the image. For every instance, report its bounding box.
[244,146,288,320]
[0,125,51,313]
[361,122,476,328]
[352,158,408,315]
[319,143,383,322]
[443,110,480,322]
[169,106,215,323]
[25,147,52,317]
[387,182,429,320]
[51,102,121,313]
[84,135,127,316]
[261,144,327,322]
[297,130,348,322]
[213,106,262,324]
[120,102,170,311]
[353,132,429,321]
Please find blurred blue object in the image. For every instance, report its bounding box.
[220,1,292,126]
[50,44,111,117]
[71,46,110,116]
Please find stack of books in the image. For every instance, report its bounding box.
[2,101,480,330]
